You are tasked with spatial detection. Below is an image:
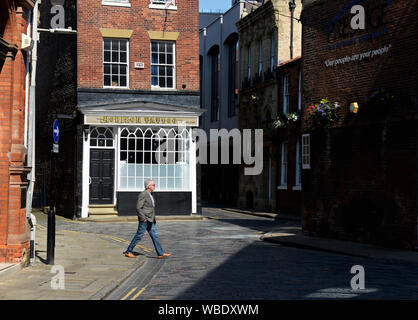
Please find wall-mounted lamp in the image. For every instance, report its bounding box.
[83,125,90,141]
[350,102,359,114]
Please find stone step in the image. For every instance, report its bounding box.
[88,205,118,216]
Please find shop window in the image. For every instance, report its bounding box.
[90,127,114,147]
[151,41,176,89]
[119,127,190,191]
[103,38,129,88]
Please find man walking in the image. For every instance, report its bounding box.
[124,179,171,259]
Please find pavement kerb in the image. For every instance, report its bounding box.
[260,232,418,264]
[0,263,23,280]
[76,214,207,223]
[89,256,146,300]
[218,207,301,221]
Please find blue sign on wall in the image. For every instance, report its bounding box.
[53,119,59,144]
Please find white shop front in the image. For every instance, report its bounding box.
[78,102,203,218]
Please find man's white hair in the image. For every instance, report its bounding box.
[144,179,154,190]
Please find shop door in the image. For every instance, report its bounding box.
[90,149,115,204]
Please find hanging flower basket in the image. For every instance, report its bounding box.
[306,98,339,129]
[273,110,301,129]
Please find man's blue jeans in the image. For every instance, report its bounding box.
[126,221,164,256]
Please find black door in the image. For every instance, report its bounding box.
[90,149,115,204]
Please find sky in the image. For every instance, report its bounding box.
[199,0,232,13]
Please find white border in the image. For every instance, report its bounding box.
[102,1,131,7]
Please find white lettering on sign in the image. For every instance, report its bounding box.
[324,44,391,68]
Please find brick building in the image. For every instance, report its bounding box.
[275,56,302,215]
[0,0,34,263]
[75,0,202,218]
[237,0,302,211]
[301,0,418,248]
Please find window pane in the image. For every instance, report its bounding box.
[120,76,127,87]
[120,151,127,161]
[104,40,111,51]
[159,77,166,87]
[159,66,166,76]
[120,41,127,51]
[167,67,173,76]
[167,54,173,64]
[112,51,119,63]
[120,52,127,63]
[152,42,158,52]
[166,77,173,88]
[167,43,173,53]
[104,51,111,62]
[151,65,158,76]
[104,64,110,74]
[112,64,119,75]
[159,53,166,64]
[104,75,111,86]
[152,77,158,86]
[152,53,158,64]
[112,75,119,86]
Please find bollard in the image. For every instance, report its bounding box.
[27,213,37,266]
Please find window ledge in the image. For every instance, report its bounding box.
[277,185,287,190]
[292,185,302,191]
[103,86,130,90]
[151,86,177,91]
[102,1,132,7]
[149,4,178,10]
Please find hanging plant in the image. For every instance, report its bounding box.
[306,98,339,129]
[273,110,301,129]
[362,88,397,116]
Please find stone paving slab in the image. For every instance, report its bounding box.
[0,214,146,300]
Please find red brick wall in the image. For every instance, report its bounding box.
[301,0,418,248]
[0,2,31,264]
[77,0,199,91]
[276,59,302,214]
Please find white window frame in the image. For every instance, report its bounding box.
[293,139,302,190]
[149,0,178,10]
[298,70,302,110]
[102,0,131,7]
[283,74,290,115]
[118,127,191,192]
[103,38,130,89]
[89,127,115,149]
[270,32,275,72]
[258,39,263,76]
[302,134,311,169]
[247,45,251,79]
[278,141,288,190]
[151,40,176,90]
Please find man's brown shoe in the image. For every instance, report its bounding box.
[158,253,171,259]
[124,252,136,258]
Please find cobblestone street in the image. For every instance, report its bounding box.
[41,208,418,300]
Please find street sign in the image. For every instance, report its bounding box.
[53,143,59,154]
[53,119,59,143]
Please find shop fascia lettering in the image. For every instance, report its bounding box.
[85,115,199,126]
[327,0,390,43]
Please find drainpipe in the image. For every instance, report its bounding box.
[26,0,38,221]
[289,0,296,59]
